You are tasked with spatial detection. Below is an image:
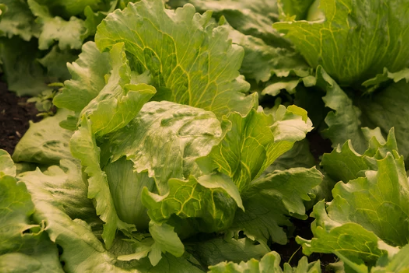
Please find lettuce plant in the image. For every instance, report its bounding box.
[4,0,409,272]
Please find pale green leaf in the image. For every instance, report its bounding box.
[208,251,321,273]
[79,42,156,137]
[0,149,16,177]
[28,0,86,50]
[108,101,224,194]
[274,0,409,86]
[12,109,75,165]
[53,41,111,112]
[142,173,242,233]
[95,0,257,119]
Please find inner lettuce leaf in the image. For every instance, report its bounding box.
[197,105,313,192]
[107,101,224,194]
[297,130,409,267]
[95,0,257,119]
[274,0,409,88]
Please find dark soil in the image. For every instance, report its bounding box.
[0,81,40,154]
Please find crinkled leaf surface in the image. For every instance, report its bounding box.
[226,25,309,84]
[208,251,321,273]
[168,0,289,47]
[298,148,409,265]
[198,105,313,192]
[28,0,86,50]
[78,42,156,137]
[274,0,409,86]
[13,108,75,165]
[53,41,111,112]
[142,173,242,233]
[108,101,224,194]
[95,0,257,119]
[231,167,322,246]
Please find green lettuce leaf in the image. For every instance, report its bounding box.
[95,0,257,119]
[142,173,243,233]
[13,108,75,165]
[297,132,409,266]
[358,80,409,165]
[0,37,49,96]
[53,41,111,113]
[28,0,86,50]
[78,42,156,137]
[274,0,409,87]
[186,236,270,269]
[107,101,224,194]
[198,105,313,192]
[231,167,322,246]
[167,0,289,47]
[37,45,78,80]
[0,0,37,40]
[0,151,64,273]
[70,117,135,249]
[208,251,321,273]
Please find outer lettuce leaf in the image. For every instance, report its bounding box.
[13,108,75,165]
[16,158,201,272]
[0,0,37,40]
[297,132,409,266]
[95,0,257,119]
[321,129,396,183]
[108,101,224,194]
[315,67,372,153]
[0,149,15,176]
[208,251,321,273]
[0,150,64,273]
[70,118,135,249]
[142,173,243,233]
[0,37,49,96]
[18,159,101,227]
[167,0,289,47]
[53,41,111,113]
[186,236,270,269]
[37,45,78,80]
[198,105,313,192]
[226,24,309,84]
[274,0,409,87]
[28,0,86,50]
[79,42,156,137]
[358,80,409,165]
[34,0,104,17]
[231,167,322,246]
[148,221,185,266]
